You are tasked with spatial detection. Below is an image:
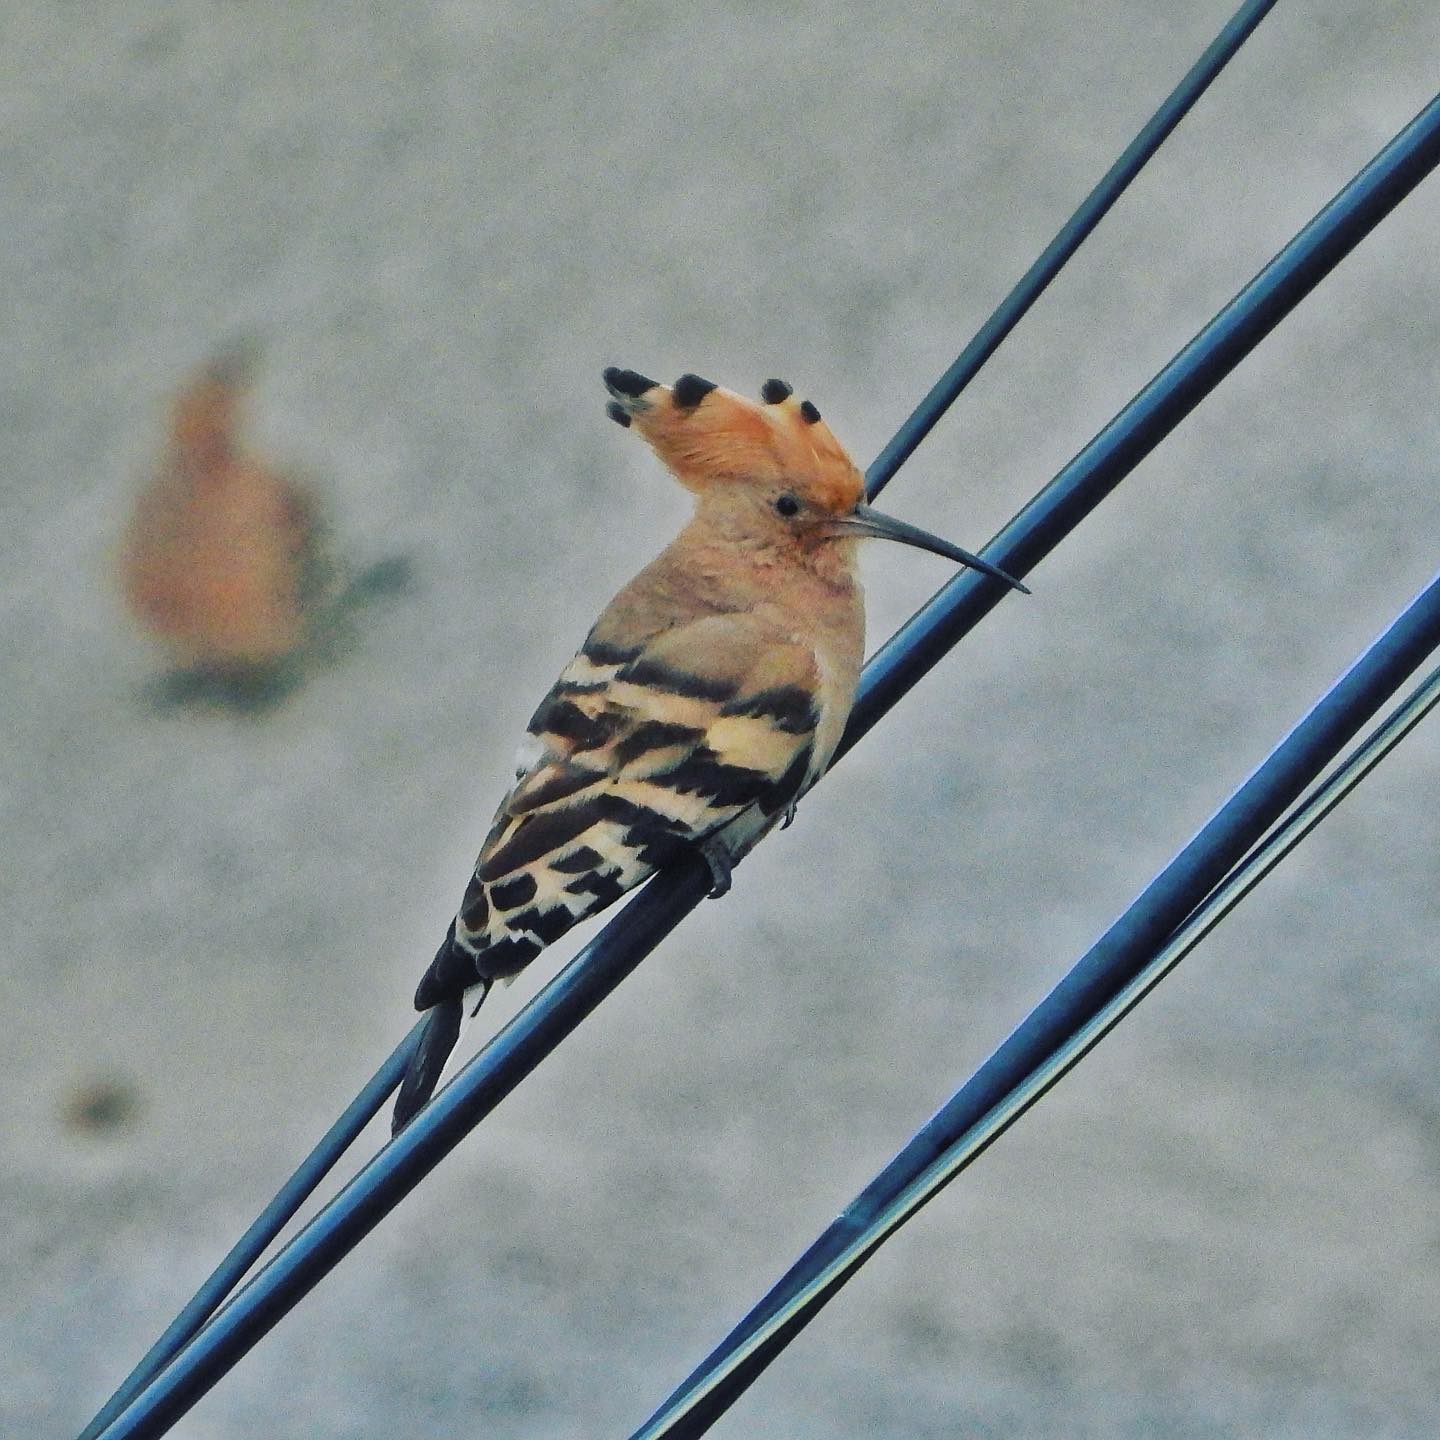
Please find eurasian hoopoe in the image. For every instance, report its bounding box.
[120,347,325,692]
[391,367,1029,1131]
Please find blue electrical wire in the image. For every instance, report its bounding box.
[865,0,1280,500]
[628,587,1440,1439]
[845,91,1440,754]
[75,1024,425,1440]
[76,8,1277,1436]
[630,88,1440,1434]
[88,88,1440,1440]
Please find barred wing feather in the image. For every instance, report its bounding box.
[414,615,821,1009]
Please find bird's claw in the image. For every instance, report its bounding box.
[779,802,798,830]
[698,838,733,899]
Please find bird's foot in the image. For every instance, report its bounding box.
[780,801,798,830]
[698,837,733,899]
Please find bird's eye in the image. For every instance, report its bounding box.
[775,493,800,518]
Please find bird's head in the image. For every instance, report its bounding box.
[170,343,257,480]
[602,367,1028,592]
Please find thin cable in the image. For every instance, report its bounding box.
[75,1023,424,1440]
[75,11,1275,1433]
[628,658,1440,1438]
[632,88,1440,1435]
[89,94,1440,1440]
[844,92,1440,755]
[865,0,1279,499]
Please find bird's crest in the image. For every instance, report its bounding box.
[603,367,864,515]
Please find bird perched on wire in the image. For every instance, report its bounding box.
[392,367,1029,1131]
[119,345,327,703]
[120,347,413,708]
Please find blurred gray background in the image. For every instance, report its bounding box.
[4,2,1439,1436]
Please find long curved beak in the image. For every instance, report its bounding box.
[832,504,1030,594]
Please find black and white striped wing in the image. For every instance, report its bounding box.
[414,616,821,1008]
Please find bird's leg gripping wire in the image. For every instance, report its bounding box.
[697,837,734,898]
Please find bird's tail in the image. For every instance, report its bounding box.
[392,992,467,1135]
[394,921,502,1134]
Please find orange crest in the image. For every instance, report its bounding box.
[603,369,864,515]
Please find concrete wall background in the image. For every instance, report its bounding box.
[4,2,1439,1436]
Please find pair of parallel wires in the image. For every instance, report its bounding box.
[82,3,1440,1435]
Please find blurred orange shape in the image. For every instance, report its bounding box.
[120,348,323,674]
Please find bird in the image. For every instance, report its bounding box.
[391,367,1029,1132]
[119,346,327,704]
